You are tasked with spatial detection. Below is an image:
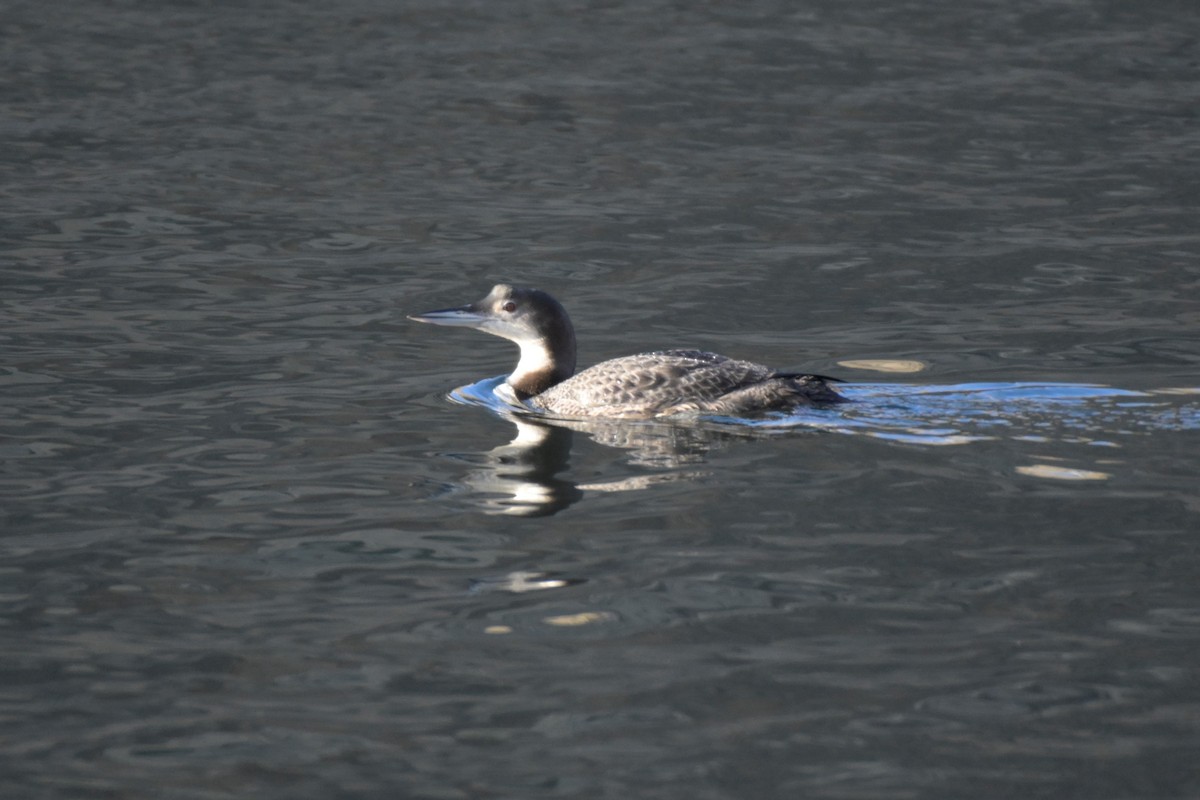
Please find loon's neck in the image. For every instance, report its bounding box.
[508,332,576,400]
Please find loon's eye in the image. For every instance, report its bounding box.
[502,301,517,313]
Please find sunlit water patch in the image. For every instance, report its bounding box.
[831,382,1200,445]
[447,376,1200,447]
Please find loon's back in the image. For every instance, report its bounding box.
[528,349,844,419]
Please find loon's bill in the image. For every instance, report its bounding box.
[408,307,491,327]
[410,284,845,419]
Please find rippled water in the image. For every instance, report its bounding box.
[4,1,1200,798]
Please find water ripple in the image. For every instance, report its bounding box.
[448,375,1200,447]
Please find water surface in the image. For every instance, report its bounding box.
[3,1,1199,798]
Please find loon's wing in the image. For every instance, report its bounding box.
[533,350,844,418]
[534,351,769,416]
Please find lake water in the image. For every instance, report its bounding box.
[3,1,1199,798]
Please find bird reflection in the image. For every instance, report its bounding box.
[455,411,768,516]
[459,418,581,517]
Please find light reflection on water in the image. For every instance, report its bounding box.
[441,375,1200,514]
[452,374,1200,442]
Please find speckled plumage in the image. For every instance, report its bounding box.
[410,284,846,419]
[528,349,843,418]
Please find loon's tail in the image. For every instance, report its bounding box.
[775,372,848,404]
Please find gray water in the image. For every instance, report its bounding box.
[3,1,1200,798]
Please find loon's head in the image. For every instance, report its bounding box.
[409,284,577,399]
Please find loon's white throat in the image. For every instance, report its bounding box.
[511,336,558,397]
[409,283,845,419]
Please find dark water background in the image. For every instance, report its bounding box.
[3,1,1199,798]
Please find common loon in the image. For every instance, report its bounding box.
[409,284,846,418]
